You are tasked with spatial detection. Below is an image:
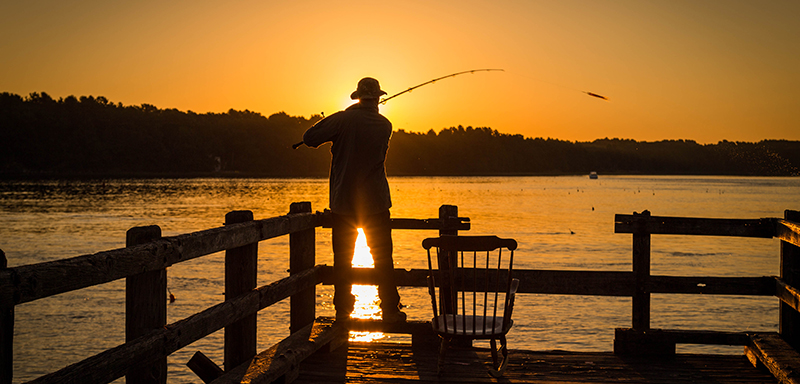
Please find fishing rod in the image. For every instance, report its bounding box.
[379,68,504,104]
[291,69,504,149]
[291,69,609,149]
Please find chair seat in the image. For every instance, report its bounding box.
[433,314,512,337]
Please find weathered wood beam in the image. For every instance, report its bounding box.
[328,267,775,297]
[617,328,752,346]
[0,212,319,307]
[125,225,167,384]
[776,277,800,314]
[614,327,676,356]
[224,211,258,372]
[391,218,470,231]
[290,202,316,335]
[615,328,753,356]
[777,219,800,248]
[329,268,633,296]
[334,267,429,288]
[664,329,752,345]
[632,218,651,331]
[746,333,800,384]
[615,214,775,238]
[186,351,224,384]
[26,266,325,384]
[318,216,471,231]
[346,318,434,335]
[207,318,347,384]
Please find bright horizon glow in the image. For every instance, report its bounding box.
[1,1,798,144]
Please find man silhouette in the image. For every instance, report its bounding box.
[302,77,405,323]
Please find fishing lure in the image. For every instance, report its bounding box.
[584,91,609,101]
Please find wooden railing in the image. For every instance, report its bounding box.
[2,204,799,384]
[0,203,469,384]
[610,210,800,353]
[605,209,800,383]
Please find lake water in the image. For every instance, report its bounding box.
[1,176,798,383]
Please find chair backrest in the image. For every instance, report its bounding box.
[424,235,517,336]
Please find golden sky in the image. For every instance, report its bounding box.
[2,0,798,143]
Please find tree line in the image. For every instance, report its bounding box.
[1,92,798,178]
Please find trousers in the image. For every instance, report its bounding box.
[331,210,401,314]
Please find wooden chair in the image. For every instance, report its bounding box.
[422,235,520,377]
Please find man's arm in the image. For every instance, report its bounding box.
[302,112,342,148]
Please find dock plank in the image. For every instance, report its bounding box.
[295,342,777,383]
[746,333,800,384]
[208,318,347,384]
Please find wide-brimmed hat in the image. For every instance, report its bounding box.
[350,77,387,100]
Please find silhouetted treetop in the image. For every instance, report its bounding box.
[1,92,797,178]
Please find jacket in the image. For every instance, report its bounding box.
[302,102,392,216]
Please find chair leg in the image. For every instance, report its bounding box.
[490,339,499,368]
[437,337,449,375]
[488,336,510,378]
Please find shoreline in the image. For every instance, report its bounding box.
[3,171,799,181]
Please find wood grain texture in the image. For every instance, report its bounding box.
[294,341,777,384]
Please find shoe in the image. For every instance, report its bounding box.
[382,310,407,323]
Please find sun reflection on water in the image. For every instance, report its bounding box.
[349,228,385,342]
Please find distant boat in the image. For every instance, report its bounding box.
[589,171,598,179]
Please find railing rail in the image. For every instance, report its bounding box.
[776,219,800,247]
[0,211,320,308]
[340,269,777,297]
[614,214,776,238]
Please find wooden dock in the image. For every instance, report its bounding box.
[295,341,778,384]
[201,317,790,384]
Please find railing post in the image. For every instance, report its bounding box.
[438,204,459,310]
[290,202,315,334]
[615,210,673,356]
[126,225,166,384]
[781,210,800,349]
[224,210,257,371]
[438,205,470,346]
[0,250,13,384]
[438,205,459,288]
[632,210,651,331]
[439,205,459,237]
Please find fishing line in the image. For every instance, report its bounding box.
[509,72,609,101]
[379,68,505,104]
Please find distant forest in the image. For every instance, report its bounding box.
[2,92,798,178]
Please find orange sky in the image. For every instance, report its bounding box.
[2,0,798,143]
